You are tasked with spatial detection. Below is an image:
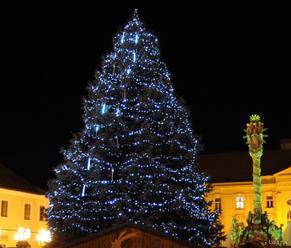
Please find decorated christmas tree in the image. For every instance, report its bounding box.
[47,10,224,247]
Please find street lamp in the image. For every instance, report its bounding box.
[14,227,31,241]
[36,229,51,247]
[14,227,31,248]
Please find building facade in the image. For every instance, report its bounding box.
[0,164,49,248]
[199,148,291,247]
[208,167,291,247]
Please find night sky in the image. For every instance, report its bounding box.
[0,3,290,189]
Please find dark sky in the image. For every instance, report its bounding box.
[0,3,290,189]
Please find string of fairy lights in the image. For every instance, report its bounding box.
[47,10,221,247]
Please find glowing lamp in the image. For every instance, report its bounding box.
[14,227,31,241]
[36,229,52,245]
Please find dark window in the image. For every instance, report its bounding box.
[1,201,8,217]
[215,198,221,211]
[39,206,46,221]
[24,204,31,220]
[266,196,273,208]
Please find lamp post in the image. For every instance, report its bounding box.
[14,227,31,248]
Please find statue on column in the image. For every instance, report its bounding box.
[231,114,283,247]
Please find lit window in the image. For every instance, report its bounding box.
[24,204,31,220]
[266,196,274,208]
[1,201,8,217]
[236,196,244,209]
[39,206,46,221]
[214,198,221,211]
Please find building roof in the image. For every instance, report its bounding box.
[0,163,44,194]
[56,222,195,248]
[198,149,291,183]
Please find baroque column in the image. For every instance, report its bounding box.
[244,114,267,223]
[231,114,283,247]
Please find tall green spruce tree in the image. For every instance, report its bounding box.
[47,10,224,247]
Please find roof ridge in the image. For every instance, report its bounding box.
[199,149,289,156]
[0,163,44,194]
[55,222,195,248]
